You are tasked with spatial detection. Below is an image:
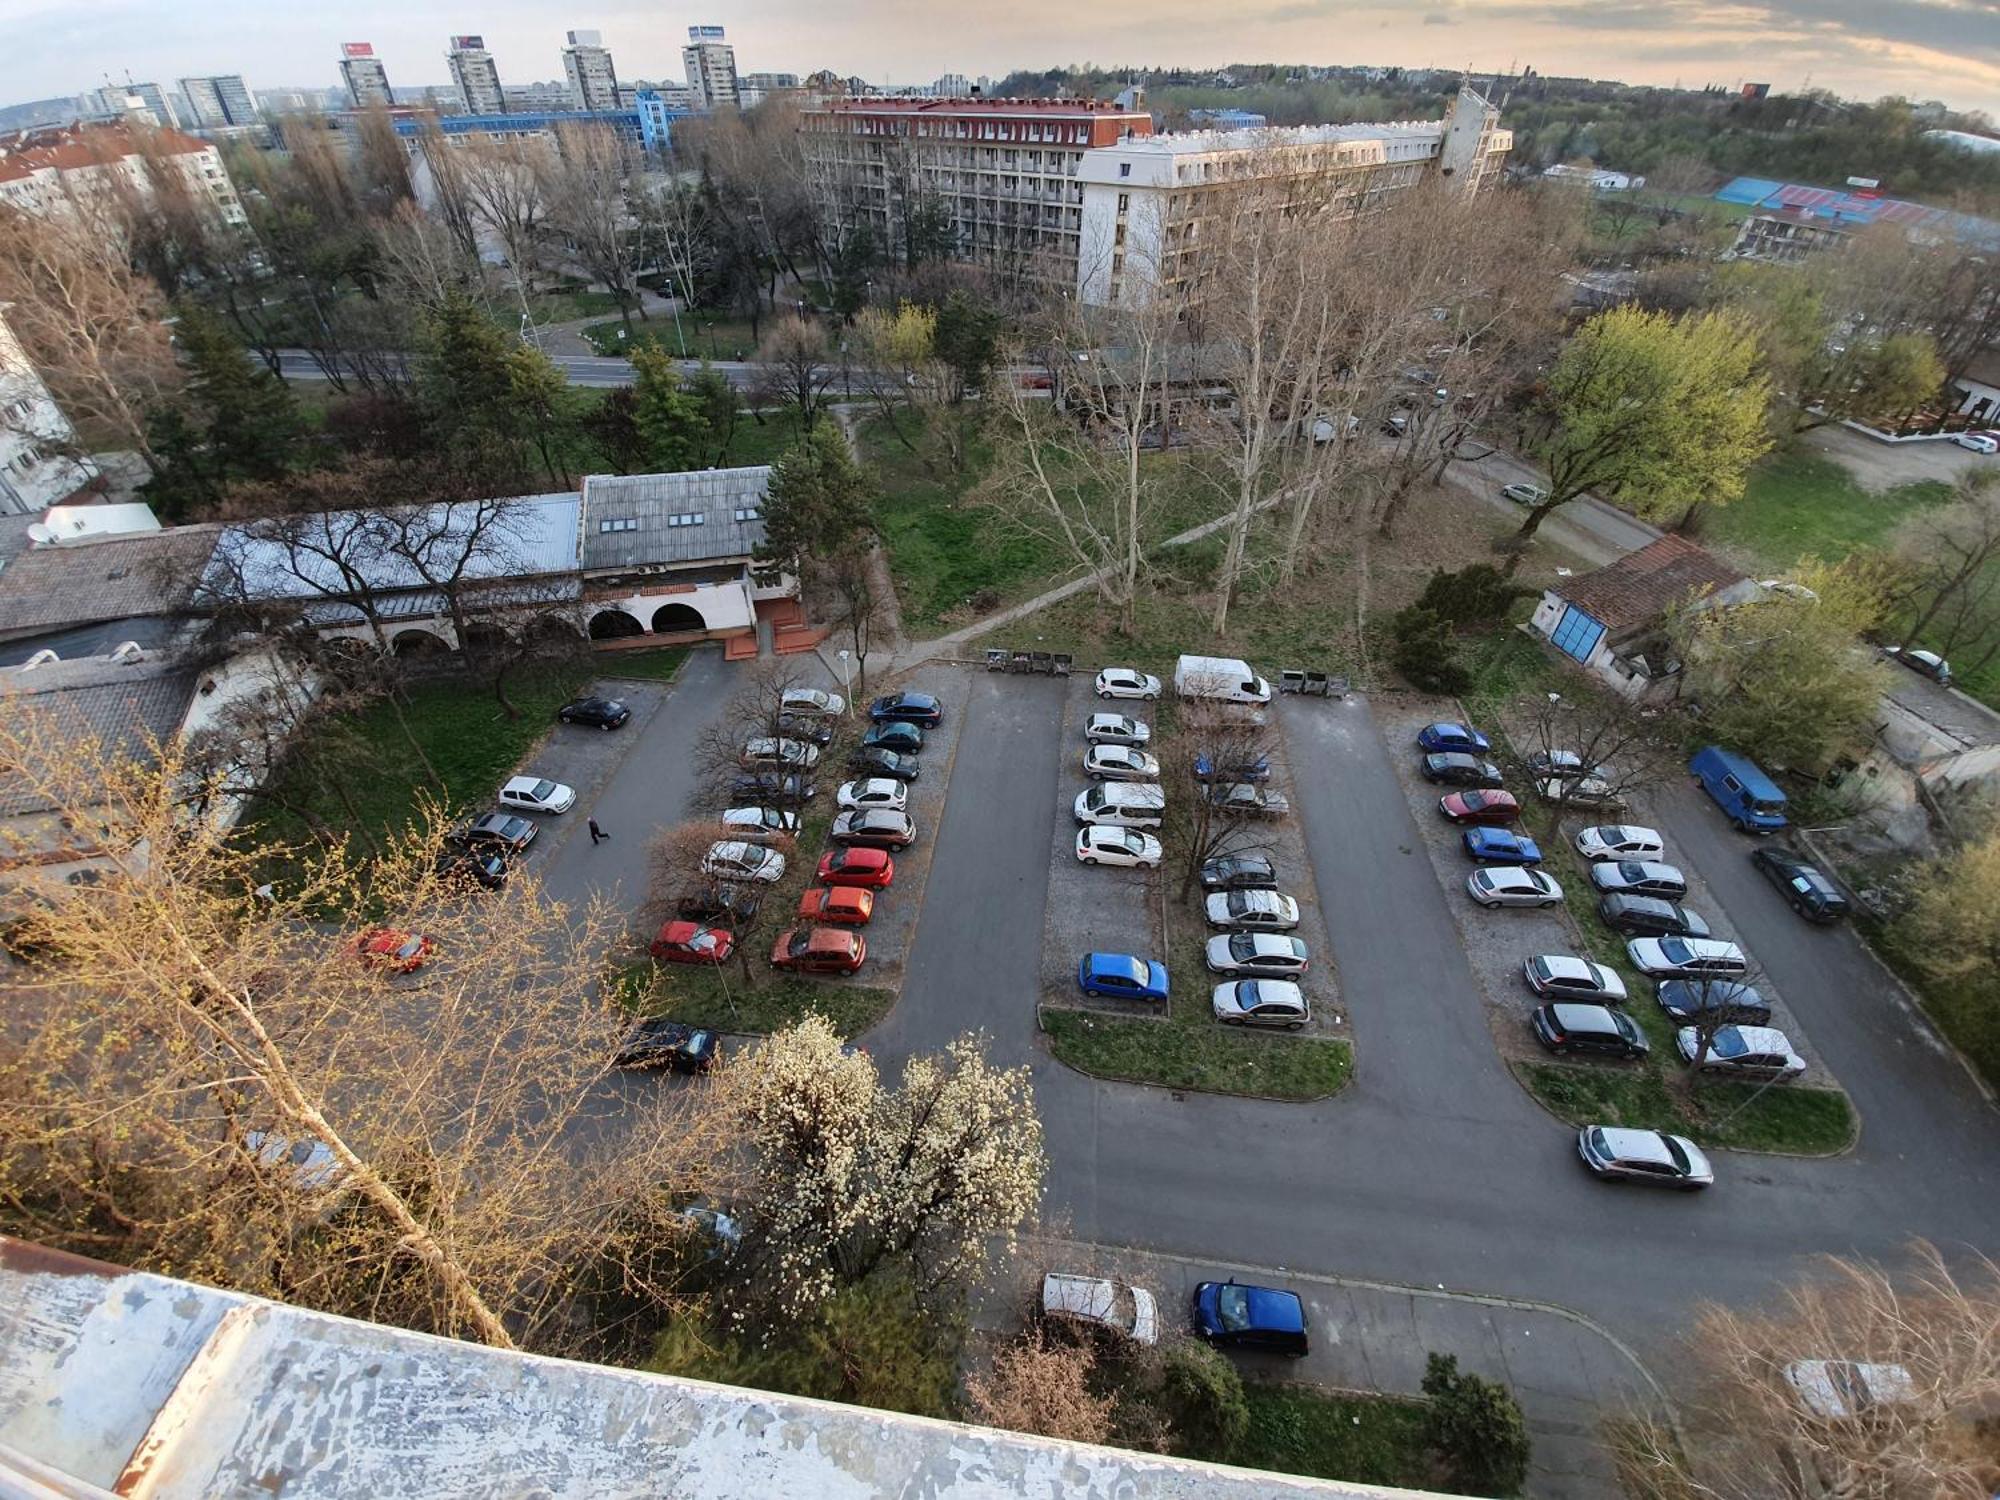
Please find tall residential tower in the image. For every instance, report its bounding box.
[446,35,504,114]
[339,43,394,109]
[682,26,738,110]
[562,30,620,113]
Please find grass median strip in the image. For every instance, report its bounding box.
[1515,1060,1854,1155]
[1225,1385,1436,1490]
[1041,1004,1352,1099]
[619,959,894,1039]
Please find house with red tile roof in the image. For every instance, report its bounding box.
[0,121,244,229]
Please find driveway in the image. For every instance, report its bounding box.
[1801,423,1989,491]
[1446,449,1661,567]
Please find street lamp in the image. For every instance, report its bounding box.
[836,649,853,715]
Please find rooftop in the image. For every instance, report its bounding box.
[581,468,770,571]
[1111,118,1447,157]
[0,653,195,817]
[0,526,220,636]
[813,95,1150,118]
[1552,534,1753,635]
[0,121,217,182]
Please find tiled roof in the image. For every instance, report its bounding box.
[581,469,769,571]
[0,656,196,816]
[0,122,216,183]
[0,527,220,634]
[1551,535,1750,635]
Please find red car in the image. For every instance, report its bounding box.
[649,920,734,965]
[798,885,875,926]
[770,925,868,974]
[816,847,895,889]
[1439,789,1521,826]
[351,927,434,973]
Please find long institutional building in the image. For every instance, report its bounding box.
[800,87,1510,304]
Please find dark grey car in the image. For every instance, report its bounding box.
[1597,893,1712,939]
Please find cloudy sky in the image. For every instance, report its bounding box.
[3,0,1996,116]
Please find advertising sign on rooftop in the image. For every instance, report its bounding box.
[688,25,726,40]
[342,42,375,58]
[451,35,485,50]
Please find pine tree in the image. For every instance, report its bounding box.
[629,345,711,472]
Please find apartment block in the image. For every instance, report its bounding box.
[177,74,256,128]
[0,121,246,229]
[682,26,738,110]
[447,35,505,115]
[563,30,620,113]
[339,43,393,110]
[0,308,95,516]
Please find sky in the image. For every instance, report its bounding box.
[1,0,1995,118]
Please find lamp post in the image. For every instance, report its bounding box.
[836,649,853,716]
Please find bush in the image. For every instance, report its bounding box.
[1421,1352,1531,1496]
[1160,1339,1251,1458]
[1390,606,1473,694]
[1413,564,1534,628]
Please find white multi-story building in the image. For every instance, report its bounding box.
[0,121,247,229]
[738,71,798,109]
[176,74,256,128]
[682,26,738,110]
[562,30,620,113]
[0,306,95,517]
[447,35,505,115]
[339,43,394,110]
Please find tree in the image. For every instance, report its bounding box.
[756,314,835,432]
[1512,681,1679,814]
[1388,607,1472,694]
[964,1331,1117,1444]
[629,346,711,472]
[1161,702,1283,897]
[755,431,880,674]
[1795,332,1945,433]
[583,386,648,474]
[1893,471,2000,678]
[458,137,550,291]
[546,124,644,328]
[418,290,522,460]
[144,303,305,517]
[1516,306,1772,541]
[1421,1353,1532,1496]
[1158,1341,1250,1458]
[411,117,482,263]
[932,290,1000,403]
[1900,820,2000,985]
[505,343,576,485]
[686,362,741,466]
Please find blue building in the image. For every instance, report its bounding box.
[1189,107,1268,129]
[387,101,695,155]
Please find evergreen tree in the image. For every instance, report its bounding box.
[629,346,711,472]
[504,344,575,485]
[142,304,302,518]
[1421,1353,1531,1497]
[931,291,1000,402]
[419,291,516,445]
[753,431,874,587]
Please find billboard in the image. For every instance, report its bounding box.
[451,35,485,50]
[342,42,375,58]
[688,25,726,40]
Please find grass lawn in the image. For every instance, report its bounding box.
[1700,448,1952,573]
[1865,918,2000,1095]
[523,286,625,323]
[1040,1005,1352,1099]
[584,314,763,360]
[1222,1385,1437,1490]
[620,959,894,1039]
[718,409,808,467]
[596,646,690,682]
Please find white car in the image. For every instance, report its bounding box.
[701,840,787,884]
[1204,931,1308,977]
[1523,955,1628,1004]
[1951,431,1998,453]
[1676,1024,1806,1080]
[1083,744,1161,781]
[1501,482,1549,506]
[1783,1360,1915,1419]
[836,777,908,811]
[1041,1272,1159,1344]
[1626,935,1748,978]
[1204,888,1301,931]
[780,686,845,717]
[1095,667,1161,701]
[1466,867,1564,908]
[1538,775,1624,810]
[1574,824,1664,862]
[1085,712,1151,747]
[1588,861,1688,900]
[720,806,799,841]
[742,737,821,770]
[497,775,576,815]
[1074,826,1162,868]
[1212,978,1309,1030]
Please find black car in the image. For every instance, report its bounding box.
[677,882,763,926]
[1750,846,1851,923]
[434,847,508,890]
[454,811,539,854]
[729,771,818,806]
[1199,854,1279,890]
[557,696,631,729]
[1420,752,1505,789]
[1656,978,1772,1026]
[848,746,920,781]
[861,720,925,754]
[1530,1002,1649,1059]
[1597,893,1712,939]
[775,713,836,748]
[614,1019,721,1073]
[868,692,943,728]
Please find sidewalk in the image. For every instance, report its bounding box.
[994,1238,1669,1500]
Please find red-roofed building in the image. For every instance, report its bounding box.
[0,121,244,229]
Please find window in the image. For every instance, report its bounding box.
[1116,192,1129,213]
[668,512,706,527]
[597,517,637,533]
[733,506,760,522]
[1118,162,1131,178]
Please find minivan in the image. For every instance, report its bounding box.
[1073,782,1166,830]
[1173,654,1272,705]
[1690,746,1788,834]
[1597,893,1712,939]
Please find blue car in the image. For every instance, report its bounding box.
[1417,721,1491,755]
[1463,828,1543,865]
[868,692,943,728]
[861,720,925,754]
[1077,952,1169,1002]
[1192,1279,1309,1356]
[1193,751,1272,783]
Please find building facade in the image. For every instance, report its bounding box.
[0,122,247,230]
[176,74,256,128]
[682,26,738,110]
[339,44,394,110]
[0,306,95,516]
[447,36,505,115]
[563,30,620,113]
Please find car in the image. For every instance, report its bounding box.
[867,691,943,727]
[1588,861,1689,900]
[1192,1279,1309,1356]
[1577,1126,1713,1189]
[557,696,630,729]
[1075,826,1163,868]
[498,775,576,815]
[1073,783,1165,829]
[742,736,821,770]
[1417,721,1491,754]
[243,1130,347,1193]
[1750,846,1852,922]
[1192,750,1271,783]
[1574,824,1665,862]
[770,925,867,974]
[859,720,924,754]
[677,882,762,926]
[1083,744,1162,781]
[1656,978,1771,1026]
[434,848,507,890]
[701,840,787,884]
[648,920,734,965]
[1782,1361,1916,1419]
[1466,866,1564,908]
[455,811,538,854]
[780,686,845,717]
[729,771,817,806]
[1530,1002,1648,1059]
[831,808,916,849]
[1085,712,1152,747]
[1204,931,1309,977]
[1523,955,1627,1004]
[1463,828,1543,865]
[1204,888,1301,931]
[1438,789,1519,826]
[1597,894,1712,939]
[847,747,920,782]
[1095,667,1161,701]
[720,806,800,841]
[797,885,875,926]
[1676,1024,1806,1079]
[1537,775,1625,810]
[1212,978,1309,1030]
[1882,645,1953,685]
[351,927,434,973]
[775,713,836,748]
[1502,482,1549,506]
[836,777,909,812]
[815,846,895,889]
[1625,935,1750,978]
[1199,854,1279,890]
[674,1203,745,1258]
[1207,782,1290,818]
[1422,752,1504,788]
[1381,412,1410,436]
[1077,952,1169,1002]
[1041,1272,1159,1345]
[1950,431,1998,454]
[1526,749,1602,780]
[614,1019,720,1073]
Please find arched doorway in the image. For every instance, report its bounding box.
[588,608,644,640]
[651,601,707,633]
[391,627,449,655]
[525,614,583,646]
[461,620,512,657]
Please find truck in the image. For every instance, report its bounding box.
[1689,746,1788,834]
[1174,655,1271,706]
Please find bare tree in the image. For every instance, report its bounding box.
[374,200,480,315]
[965,1331,1117,1444]
[1159,701,1281,897]
[1893,470,2000,670]
[1507,684,1679,815]
[460,137,551,293]
[756,314,835,432]
[412,119,481,262]
[546,124,644,328]
[633,178,712,313]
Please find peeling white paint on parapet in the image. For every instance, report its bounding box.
[0,1240,1460,1499]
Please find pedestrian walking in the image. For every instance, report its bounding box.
[588,816,607,845]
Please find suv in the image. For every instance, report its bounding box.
[1750,846,1851,923]
[1597,893,1711,939]
[1530,1002,1649,1059]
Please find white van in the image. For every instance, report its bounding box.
[1073,783,1166,830]
[1174,654,1271,705]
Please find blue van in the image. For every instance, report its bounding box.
[1690,746,1788,834]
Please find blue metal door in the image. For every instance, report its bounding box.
[1550,606,1605,663]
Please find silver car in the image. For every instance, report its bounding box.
[1588,861,1688,900]
[701,840,786,884]
[719,806,799,841]
[1574,824,1664,861]
[1675,1025,1806,1080]
[742,736,821,770]
[1466,867,1564,908]
[1204,889,1301,931]
[1212,979,1309,1030]
[780,686,845,717]
[1041,1272,1159,1344]
[1084,744,1162,782]
[1523,955,1628,1004]
[1577,1126,1713,1189]
[1626,936,1748,978]
[1204,931,1308,977]
[1085,712,1151,747]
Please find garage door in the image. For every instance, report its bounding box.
[1550,606,1606,663]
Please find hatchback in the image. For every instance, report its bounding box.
[1439,790,1519,826]
[742,737,821,770]
[1075,826,1163,868]
[1193,1280,1309,1356]
[1199,854,1279,890]
[1467,867,1563,908]
[780,686,844,717]
[868,692,943,727]
[720,806,799,841]
[1204,888,1301,931]
[774,713,835,748]
[1523,955,1627,1004]
[1589,861,1688,900]
[1204,931,1309,977]
[1422,752,1504,788]
[456,812,538,854]
[1042,1272,1159,1345]
[860,720,924,754]
[1208,782,1289,818]
[557,696,629,729]
[1574,824,1664,862]
[677,882,761,926]
[649,921,734,965]
[498,775,576,815]
[1577,1126,1712,1189]
[815,847,894,888]
[1597,894,1711,939]
[831,809,916,849]
[797,885,875,926]
[1085,712,1151,747]
[1884,645,1952,685]
[1750,846,1850,923]
[701,841,786,884]
[1463,828,1542,865]
[1211,979,1308,1030]
[1676,1024,1806,1080]
[1085,744,1162,781]
[836,777,909,811]
[1538,775,1625,810]
[770,925,867,974]
[1655,978,1770,1026]
[730,771,816,806]
[1192,750,1272,783]
[351,928,434,973]
[1077,952,1169,1002]
[1530,1002,1648,1059]
[1951,432,1998,454]
[1626,935,1749,978]
[1417,721,1491,754]
[615,1019,720,1073]
[1096,667,1162,701]
[1502,482,1548,506]
[848,747,919,781]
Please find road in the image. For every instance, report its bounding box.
[271,349,899,394]
[1449,448,1664,567]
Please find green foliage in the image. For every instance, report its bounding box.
[755,430,876,585]
[1421,1352,1531,1497]
[1701,450,1952,572]
[143,304,304,517]
[1231,1386,1436,1488]
[1159,1340,1251,1459]
[903,194,956,268]
[504,343,576,485]
[1389,607,1472,694]
[932,291,1001,399]
[685,362,740,465]
[629,345,711,472]
[420,291,518,440]
[1800,331,1947,430]
[1412,564,1533,629]
[1040,1006,1352,1100]
[828,223,878,320]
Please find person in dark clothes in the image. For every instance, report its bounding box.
[588,817,607,844]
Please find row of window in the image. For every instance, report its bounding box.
[834,117,1101,145]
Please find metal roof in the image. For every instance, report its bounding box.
[0,656,195,816]
[581,468,770,571]
[1715,176,2000,249]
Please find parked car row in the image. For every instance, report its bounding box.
[1039,1269,1308,1357]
